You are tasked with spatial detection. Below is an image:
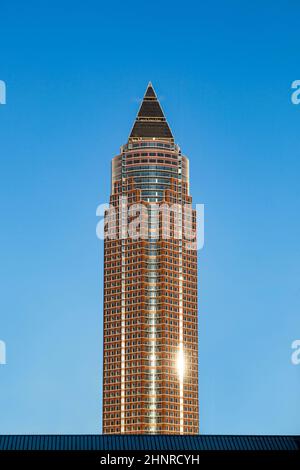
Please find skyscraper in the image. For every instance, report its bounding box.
[102,83,199,435]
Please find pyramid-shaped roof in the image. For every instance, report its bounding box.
[129,83,174,140]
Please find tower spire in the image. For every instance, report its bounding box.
[129,83,174,140]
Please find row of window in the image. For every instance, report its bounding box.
[124,142,178,151]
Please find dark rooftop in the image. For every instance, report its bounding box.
[129,83,174,140]
[0,435,299,451]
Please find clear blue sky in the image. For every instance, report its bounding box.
[0,0,299,435]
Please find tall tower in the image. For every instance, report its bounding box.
[102,83,199,434]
